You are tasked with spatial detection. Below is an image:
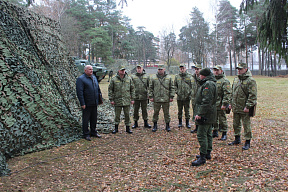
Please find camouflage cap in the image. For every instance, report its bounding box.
[195,64,202,69]
[236,63,247,69]
[136,64,143,68]
[213,65,223,70]
[179,64,185,68]
[118,65,125,70]
[157,64,164,69]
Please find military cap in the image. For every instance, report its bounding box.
[136,64,143,68]
[236,63,247,69]
[213,65,223,70]
[118,65,125,70]
[157,64,164,69]
[179,64,185,68]
[199,68,211,76]
[195,64,202,69]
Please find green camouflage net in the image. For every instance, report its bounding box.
[0,1,84,176]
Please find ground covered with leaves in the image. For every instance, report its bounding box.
[0,76,287,191]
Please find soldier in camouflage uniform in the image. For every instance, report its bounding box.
[229,63,257,150]
[149,65,175,132]
[108,65,135,134]
[191,64,202,133]
[174,64,194,128]
[212,65,231,140]
[131,64,151,129]
[191,68,217,166]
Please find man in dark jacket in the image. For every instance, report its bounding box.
[76,65,102,141]
[192,68,217,166]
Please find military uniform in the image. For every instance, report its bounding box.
[149,67,175,131]
[212,66,231,140]
[191,64,202,133]
[108,70,135,129]
[174,66,194,128]
[229,63,257,150]
[131,68,151,128]
[192,68,217,166]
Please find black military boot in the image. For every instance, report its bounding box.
[212,130,219,138]
[144,120,151,128]
[242,140,250,150]
[192,153,206,166]
[152,122,157,132]
[126,126,133,134]
[112,125,118,134]
[166,123,171,132]
[220,132,227,141]
[228,136,241,145]
[132,121,138,129]
[91,131,102,138]
[196,151,211,160]
[191,125,198,133]
[178,118,183,128]
[186,119,191,128]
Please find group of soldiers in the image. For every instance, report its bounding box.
[107,63,257,166]
[77,62,257,166]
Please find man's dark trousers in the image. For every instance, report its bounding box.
[82,106,98,137]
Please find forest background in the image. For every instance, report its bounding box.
[6,0,288,76]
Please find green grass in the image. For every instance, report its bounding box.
[0,76,288,191]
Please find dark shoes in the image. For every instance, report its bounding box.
[112,125,119,134]
[228,136,241,145]
[191,125,198,133]
[192,154,206,166]
[166,123,171,132]
[85,136,91,141]
[196,151,211,160]
[186,119,191,128]
[91,132,102,138]
[220,132,227,141]
[212,130,218,138]
[144,120,152,128]
[132,121,138,129]
[126,126,133,134]
[242,140,250,150]
[152,122,157,132]
[178,119,183,128]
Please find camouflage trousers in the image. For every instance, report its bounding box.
[213,110,228,132]
[152,102,170,123]
[133,100,148,121]
[114,105,131,126]
[177,100,190,119]
[233,113,252,140]
[197,123,213,155]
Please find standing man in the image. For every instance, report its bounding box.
[108,65,135,134]
[131,64,151,129]
[229,63,257,150]
[191,64,202,133]
[149,65,175,132]
[76,65,102,141]
[191,68,217,166]
[174,64,194,128]
[212,65,231,140]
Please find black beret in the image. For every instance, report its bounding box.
[199,68,211,76]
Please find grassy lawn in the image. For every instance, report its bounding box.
[0,76,287,191]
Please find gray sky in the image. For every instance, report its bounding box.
[119,0,243,36]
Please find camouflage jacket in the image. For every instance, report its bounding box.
[174,72,194,100]
[131,72,150,100]
[215,73,231,110]
[194,74,217,124]
[191,73,201,107]
[149,72,175,103]
[108,73,135,106]
[232,70,257,114]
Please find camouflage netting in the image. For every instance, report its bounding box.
[0,1,113,176]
